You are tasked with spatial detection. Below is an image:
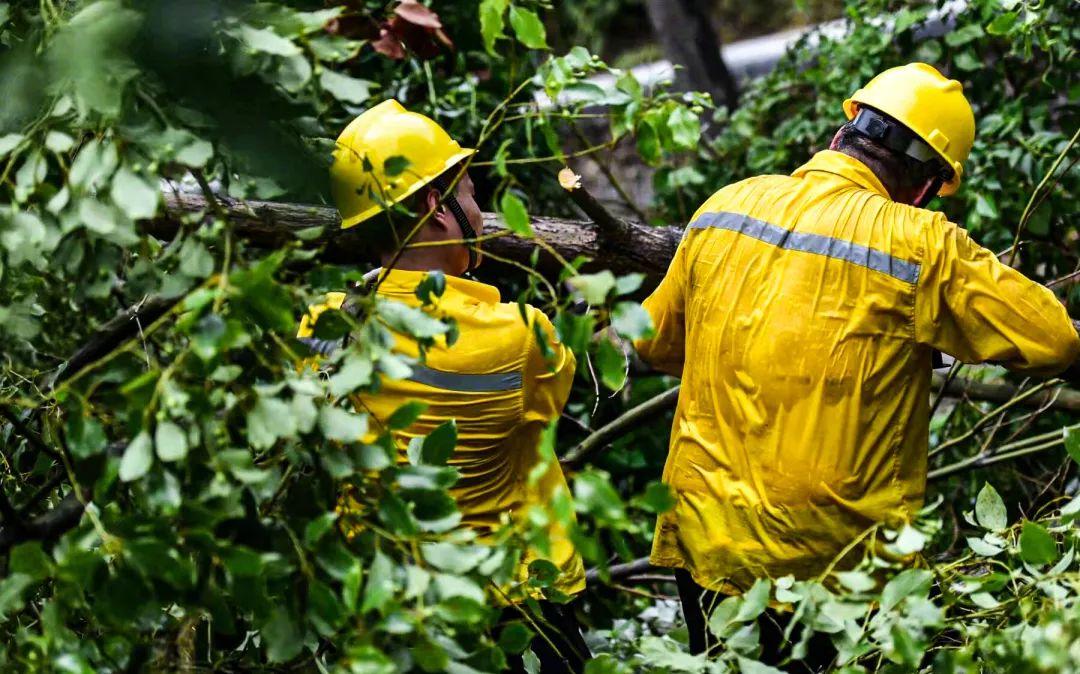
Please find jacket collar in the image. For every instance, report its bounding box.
[375,268,501,305]
[792,150,892,200]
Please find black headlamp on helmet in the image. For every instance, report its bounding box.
[851,107,955,184]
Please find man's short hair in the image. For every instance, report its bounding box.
[833,121,946,197]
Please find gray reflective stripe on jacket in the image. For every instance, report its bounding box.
[406,364,522,392]
[687,210,921,285]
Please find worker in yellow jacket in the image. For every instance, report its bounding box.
[634,63,1080,671]
[298,100,589,673]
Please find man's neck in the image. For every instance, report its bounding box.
[379,251,459,277]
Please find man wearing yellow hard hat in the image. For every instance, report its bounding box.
[298,100,590,673]
[634,63,1080,670]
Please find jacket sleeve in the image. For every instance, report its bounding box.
[523,308,577,424]
[297,292,348,361]
[633,238,690,377]
[914,217,1080,375]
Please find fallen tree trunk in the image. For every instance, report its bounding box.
[157,191,683,284]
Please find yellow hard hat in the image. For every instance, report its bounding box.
[843,63,975,196]
[331,99,476,228]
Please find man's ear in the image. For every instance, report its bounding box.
[829,128,843,150]
[423,186,451,230]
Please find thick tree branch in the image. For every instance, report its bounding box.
[156,191,684,285]
[932,372,1080,412]
[50,295,177,388]
[0,490,86,553]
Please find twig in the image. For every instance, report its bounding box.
[0,406,61,461]
[585,557,654,584]
[1007,126,1080,266]
[928,379,1061,458]
[928,423,1078,481]
[561,386,681,468]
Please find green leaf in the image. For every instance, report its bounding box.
[508,6,548,49]
[79,199,117,235]
[179,239,215,278]
[414,271,446,305]
[175,138,213,167]
[0,133,23,158]
[319,70,375,104]
[611,302,654,340]
[954,50,981,71]
[986,12,1018,36]
[155,421,188,462]
[479,0,509,55]
[668,106,701,150]
[944,23,984,47]
[573,470,626,523]
[238,24,300,56]
[499,191,533,237]
[0,573,34,620]
[569,271,616,305]
[966,536,1003,557]
[636,118,660,165]
[835,570,876,593]
[498,620,534,654]
[328,357,374,397]
[378,300,448,339]
[66,413,107,459]
[319,405,367,442]
[110,166,159,219]
[734,578,770,622]
[246,396,297,449]
[1065,425,1080,465]
[420,420,457,465]
[388,401,427,429]
[1019,521,1058,566]
[595,338,627,391]
[383,155,410,177]
[881,568,932,611]
[975,482,1007,530]
[46,1,142,118]
[119,431,154,481]
[737,658,786,674]
[9,543,52,582]
[44,131,74,153]
[262,606,303,663]
[632,481,675,514]
[362,550,395,613]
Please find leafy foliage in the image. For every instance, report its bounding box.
[0,0,1076,672]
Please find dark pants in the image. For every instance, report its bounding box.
[675,570,836,673]
[501,601,591,674]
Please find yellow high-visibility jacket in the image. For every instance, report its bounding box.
[297,269,585,599]
[636,150,1080,593]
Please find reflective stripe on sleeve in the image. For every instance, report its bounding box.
[299,337,342,357]
[688,211,921,285]
[406,364,522,392]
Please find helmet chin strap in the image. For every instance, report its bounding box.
[430,174,478,273]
